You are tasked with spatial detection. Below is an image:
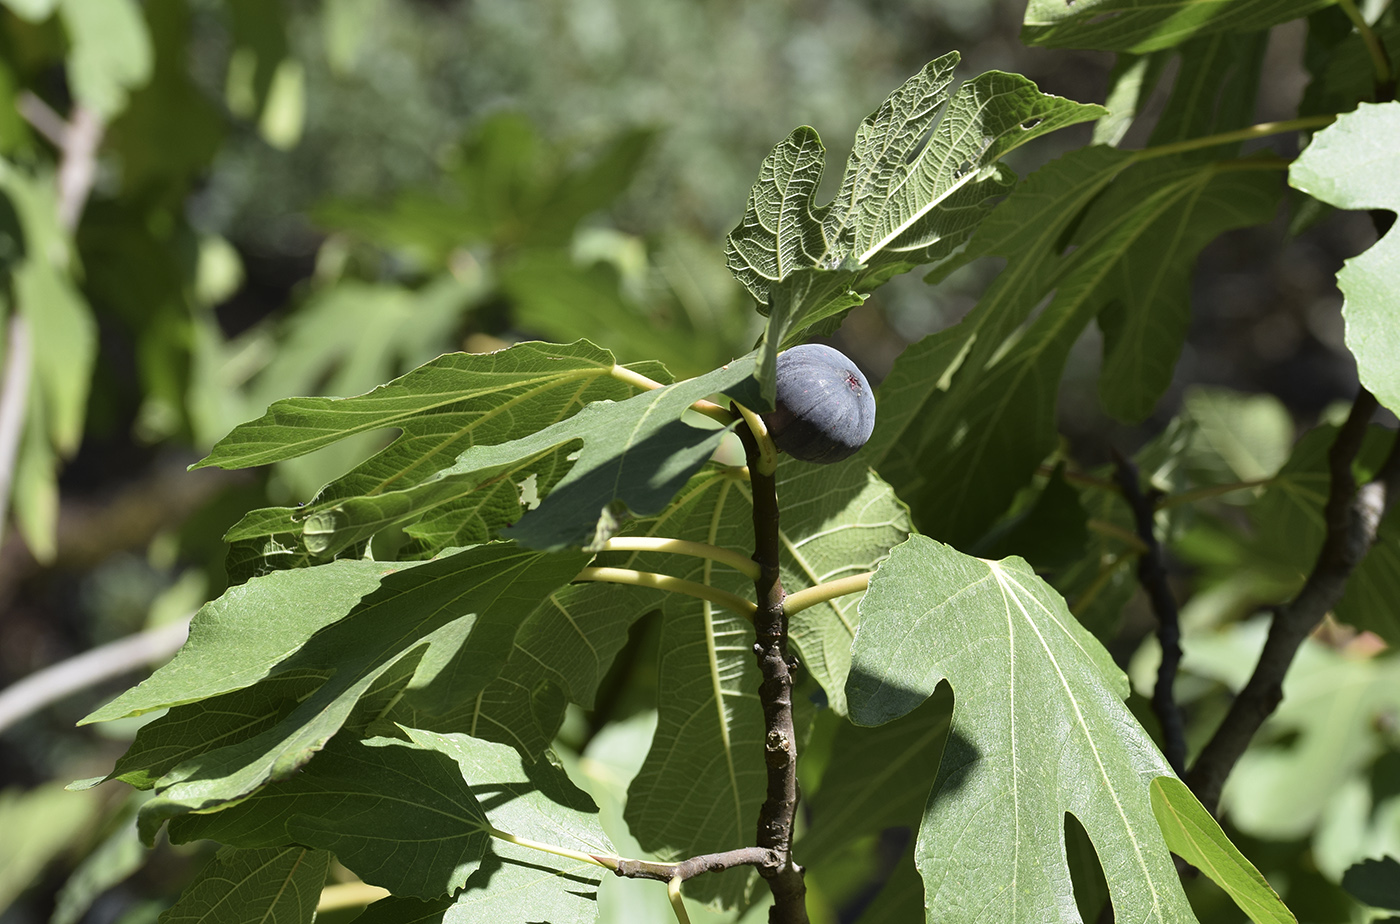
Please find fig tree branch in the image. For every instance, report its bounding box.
[0,615,192,732]
[494,824,776,890]
[1186,390,1400,812]
[734,408,808,924]
[1112,451,1186,777]
[597,846,775,882]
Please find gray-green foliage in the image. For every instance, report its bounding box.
[61,6,1400,921]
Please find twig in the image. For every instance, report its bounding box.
[0,616,191,733]
[18,93,106,234]
[0,314,32,550]
[1111,451,1186,777]
[601,846,774,883]
[1185,391,1398,812]
[16,91,66,146]
[734,409,808,924]
[55,105,104,231]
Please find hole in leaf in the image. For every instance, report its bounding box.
[1065,812,1113,922]
[1021,117,1043,130]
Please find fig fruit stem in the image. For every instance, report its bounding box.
[573,567,756,619]
[733,402,780,475]
[735,407,808,923]
[596,536,762,579]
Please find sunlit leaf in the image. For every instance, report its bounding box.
[1150,777,1296,924]
[849,536,1198,923]
[726,52,1101,340]
[1289,102,1400,416]
[88,543,588,842]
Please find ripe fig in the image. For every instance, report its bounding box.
[762,344,875,464]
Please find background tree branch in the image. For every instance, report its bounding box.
[1185,390,1400,812]
[1112,450,1187,777]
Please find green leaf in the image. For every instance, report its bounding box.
[1149,777,1297,924]
[242,276,485,425]
[869,145,1130,545]
[1093,53,1169,146]
[726,52,1101,336]
[619,473,766,909]
[82,558,413,724]
[0,164,97,561]
[1090,158,1281,421]
[105,671,331,791]
[973,464,1090,570]
[0,783,101,915]
[1342,856,1400,910]
[199,340,643,474]
[110,543,587,841]
[798,688,952,868]
[1211,633,1400,840]
[351,351,762,552]
[872,150,1280,544]
[469,454,909,767]
[1289,103,1400,417]
[1240,424,1400,643]
[1300,19,1400,117]
[848,536,1197,923]
[0,0,59,21]
[168,734,491,899]
[348,729,610,924]
[203,340,663,574]
[457,582,663,756]
[51,793,148,924]
[1147,31,1268,152]
[1022,0,1335,53]
[58,0,153,117]
[156,847,327,924]
[858,847,925,924]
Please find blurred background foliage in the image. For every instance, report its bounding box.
[0,0,1391,923]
